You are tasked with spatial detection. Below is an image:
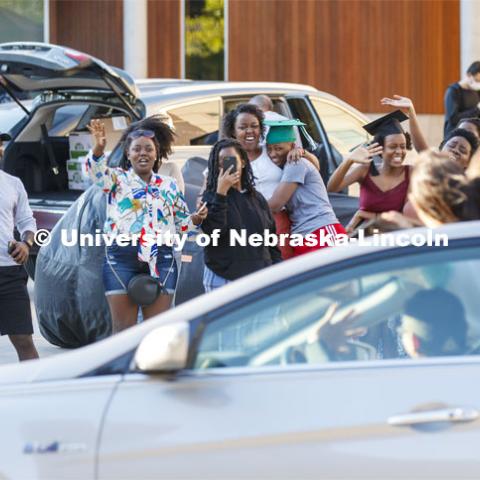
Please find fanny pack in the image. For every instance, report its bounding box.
[127,274,164,306]
[105,245,173,306]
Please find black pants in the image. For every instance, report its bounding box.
[0,266,33,335]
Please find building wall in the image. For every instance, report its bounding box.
[147,0,182,78]
[49,0,124,68]
[228,0,460,114]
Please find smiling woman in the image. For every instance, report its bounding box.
[86,116,207,334]
[327,110,412,232]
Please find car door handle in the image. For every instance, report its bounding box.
[388,406,479,427]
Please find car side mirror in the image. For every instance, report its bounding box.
[134,322,189,373]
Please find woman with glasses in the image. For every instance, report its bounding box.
[87,116,207,334]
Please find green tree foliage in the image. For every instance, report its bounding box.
[185,0,224,80]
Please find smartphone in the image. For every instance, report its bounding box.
[7,241,15,255]
[222,156,237,174]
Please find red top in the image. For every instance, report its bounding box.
[359,168,410,213]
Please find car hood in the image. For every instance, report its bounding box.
[0,42,139,105]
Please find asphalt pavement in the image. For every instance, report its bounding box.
[0,280,64,365]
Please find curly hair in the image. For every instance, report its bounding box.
[205,138,256,196]
[119,115,176,172]
[369,130,412,176]
[221,103,265,140]
[440,128,479,158]
[409,150,477,224]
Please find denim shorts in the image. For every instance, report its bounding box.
[203,265,230,293]
[103,244,178,296]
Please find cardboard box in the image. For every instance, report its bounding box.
[69,132,92,159]
[67,156,92,190]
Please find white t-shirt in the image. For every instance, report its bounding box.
[250,147,283,200]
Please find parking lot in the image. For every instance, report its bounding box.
[0,280,62,364]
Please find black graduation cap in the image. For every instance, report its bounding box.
[0,132,11,141]
[362,110,409,137]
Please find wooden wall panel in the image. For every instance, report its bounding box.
[147,0,181,78]
[49,0,124,68]
[228,0,460,114]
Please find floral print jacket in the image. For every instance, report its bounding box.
[87,152,195,278]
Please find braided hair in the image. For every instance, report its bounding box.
[205,139,256,196]
[119,115,176,172]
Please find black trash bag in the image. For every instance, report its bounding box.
[174,235,205,306]
[35,186,111,348]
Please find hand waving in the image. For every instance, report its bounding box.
[381,95,415,113]
[347,142,383,165]
[87,119,107,157]
[308,303,366,355]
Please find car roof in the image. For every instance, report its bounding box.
[137,80,366,120]
[0,221,478,384]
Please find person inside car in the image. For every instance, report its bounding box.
[306,288,468,360]
[327,110,412,233]
[266,119,347,255]
[200,138,282,292]
[87,117,207,334]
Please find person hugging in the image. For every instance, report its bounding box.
[266,119,346,255]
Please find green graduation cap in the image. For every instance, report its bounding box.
[265,119,306,144]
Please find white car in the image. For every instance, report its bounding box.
[1,222,480,479]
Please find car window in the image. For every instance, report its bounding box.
[309,97,369,154]
[286,97,322,144]
[223,97,289,116]
[167,100,220,146]
[195,246,480,369]
[49,105,90,136]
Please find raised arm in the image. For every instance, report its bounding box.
[86,119,117,193]
[381,95,429,152]
[326,143,380,192]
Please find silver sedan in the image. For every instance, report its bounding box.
[1,222,480,479]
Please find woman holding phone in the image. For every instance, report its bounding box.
[201,138,282,292]
[87,116,207,333]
